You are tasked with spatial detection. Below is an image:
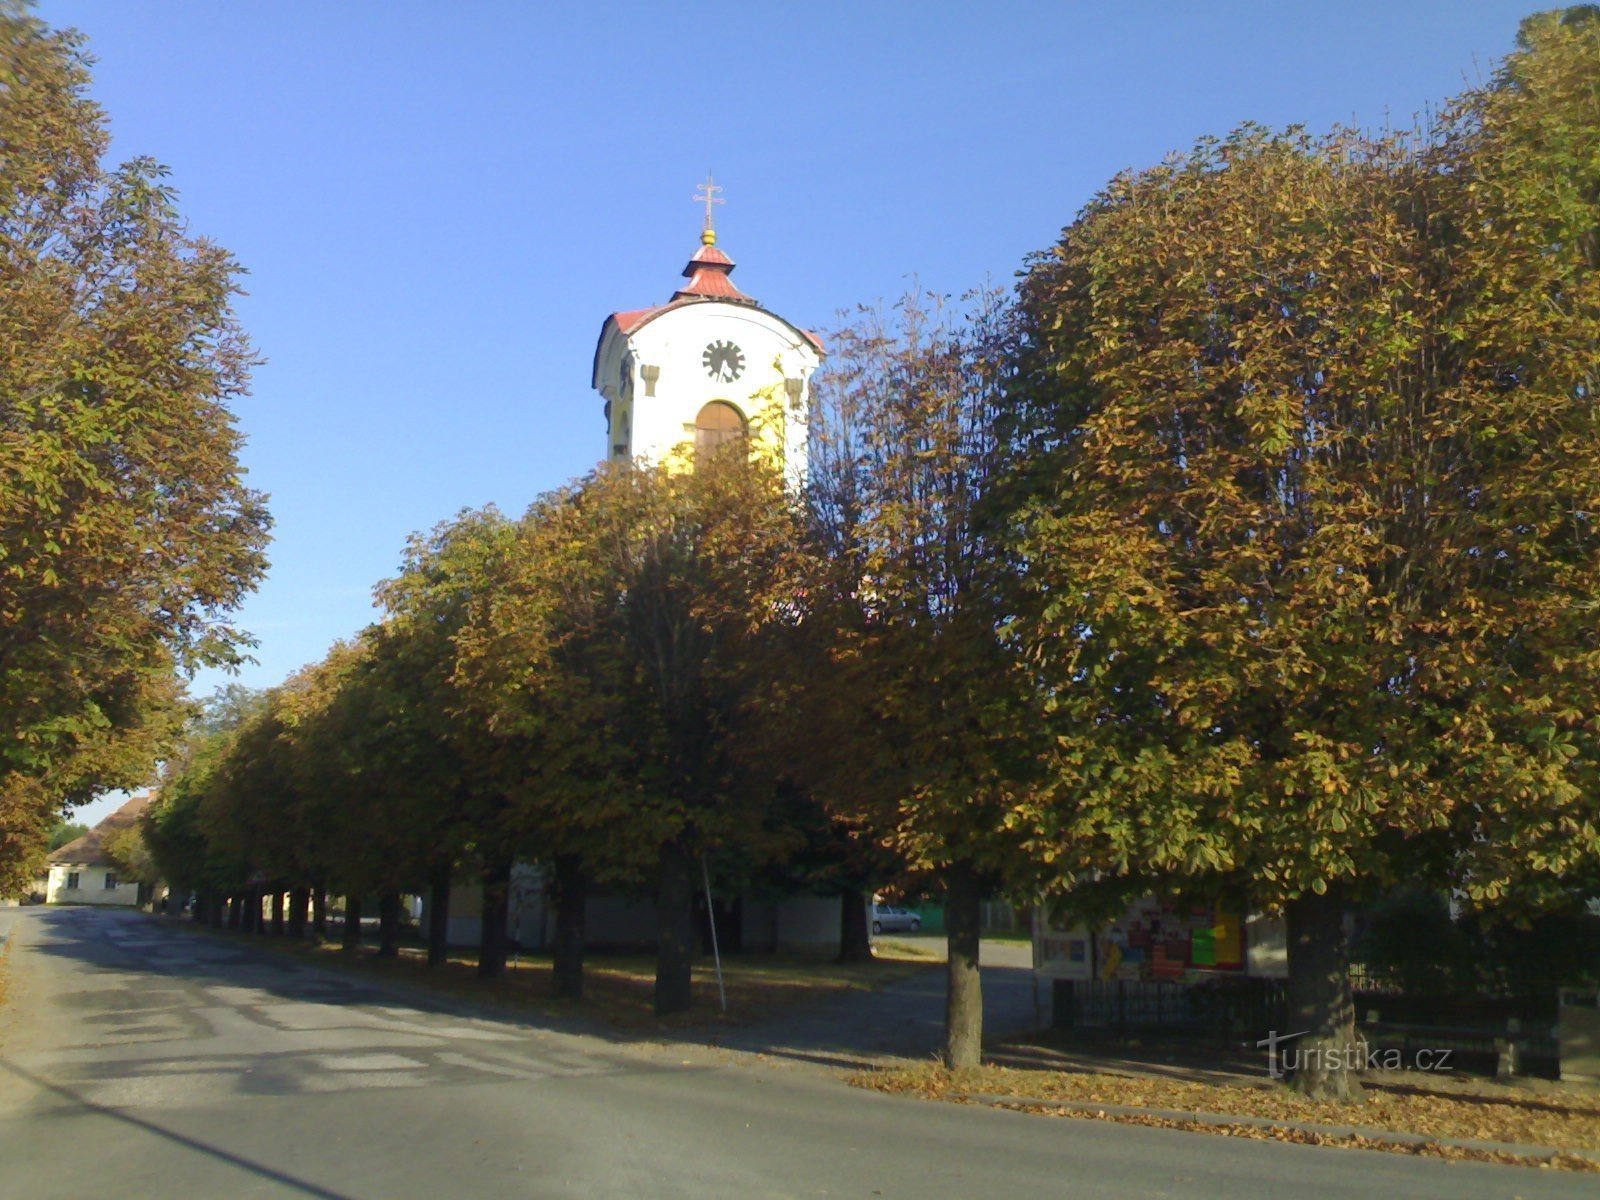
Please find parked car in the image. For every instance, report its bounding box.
[871,905,921,934]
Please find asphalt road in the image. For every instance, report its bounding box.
[0,907,1587,1200]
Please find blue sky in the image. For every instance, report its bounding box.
[44,0,1535,821]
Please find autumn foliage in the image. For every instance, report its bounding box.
[0,4,269,893]
[1002,10,1600,1097]
[122,10,1600,1078]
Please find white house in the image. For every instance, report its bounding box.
[45,795,148,906]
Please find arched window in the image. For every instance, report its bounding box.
[694,401,746,455]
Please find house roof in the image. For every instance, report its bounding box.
[49,794,150,866]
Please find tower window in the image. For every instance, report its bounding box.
[694,402,746,455]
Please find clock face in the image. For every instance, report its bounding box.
[702,340,745,383]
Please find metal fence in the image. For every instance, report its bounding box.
[1053,977,1286,1041]
[1051,976,1561,1077]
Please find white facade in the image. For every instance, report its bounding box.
[45,862,140,906]
[593,236,822,482]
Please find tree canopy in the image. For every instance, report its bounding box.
[1001,10,1600,1097]
[0,3,270,892]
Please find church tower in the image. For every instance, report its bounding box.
[592,177,823,479]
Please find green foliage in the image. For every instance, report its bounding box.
[0,2,270,890]
[1003,17,1600,915]
[142,687,264,895]
[796,290,1040,888]
[453,457,807,882]
[126,9,1600,1045]
[102,822,159,887]
[351,509,520,888]
[46,820,87,851]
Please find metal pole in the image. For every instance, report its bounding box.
[510,874,523,968]
[701,854,726,1012]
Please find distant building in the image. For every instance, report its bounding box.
[45,795,149,906]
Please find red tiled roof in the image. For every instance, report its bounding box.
[612,297,696,335]
[613,306,661,335]
[687,244,733,267]
[602,239,826,355]
[674,241,753,302]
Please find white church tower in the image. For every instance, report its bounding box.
[592,177,823,478]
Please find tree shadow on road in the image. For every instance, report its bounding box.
[16,906,1040,1075]
[0,1053,358,1200]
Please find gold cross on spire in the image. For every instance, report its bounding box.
[693,172,724,245]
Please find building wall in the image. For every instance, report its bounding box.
[428,875,845,955]
[597,303,818,482]
[422,865,546,950]
[1245,913,1289,979]
[46,863,140,906]
[777,894,840,950]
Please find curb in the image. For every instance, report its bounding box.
[955,1091,1600,1166]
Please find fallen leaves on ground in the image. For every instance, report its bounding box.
[192,922,929,1030]
[850,1063,1600,1171]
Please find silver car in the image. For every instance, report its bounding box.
[871,905,922,934]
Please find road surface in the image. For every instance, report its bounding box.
[0,907,1585,1200]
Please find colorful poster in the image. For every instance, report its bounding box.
[1213,909,1243,968]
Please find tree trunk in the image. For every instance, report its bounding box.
[311,882,328,937]
[552,853,587,999]
[270,889,285,936]
[195,891,210,925]
[226,894,241,929]
[1284,884,1363,1101]
[342,894,363,951]
[377,890,401,958]
[287,886,309,939]
[209,893,225,927]
[478,857,512,978]
[944,860,983,1070]
[426,863,452,968]
[838,888,872,963]
[244,888,260,934]
[654,841,695,1016]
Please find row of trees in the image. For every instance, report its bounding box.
[0,3,270,895]
[144,9,1600,1100]
[146,455,896,1008]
